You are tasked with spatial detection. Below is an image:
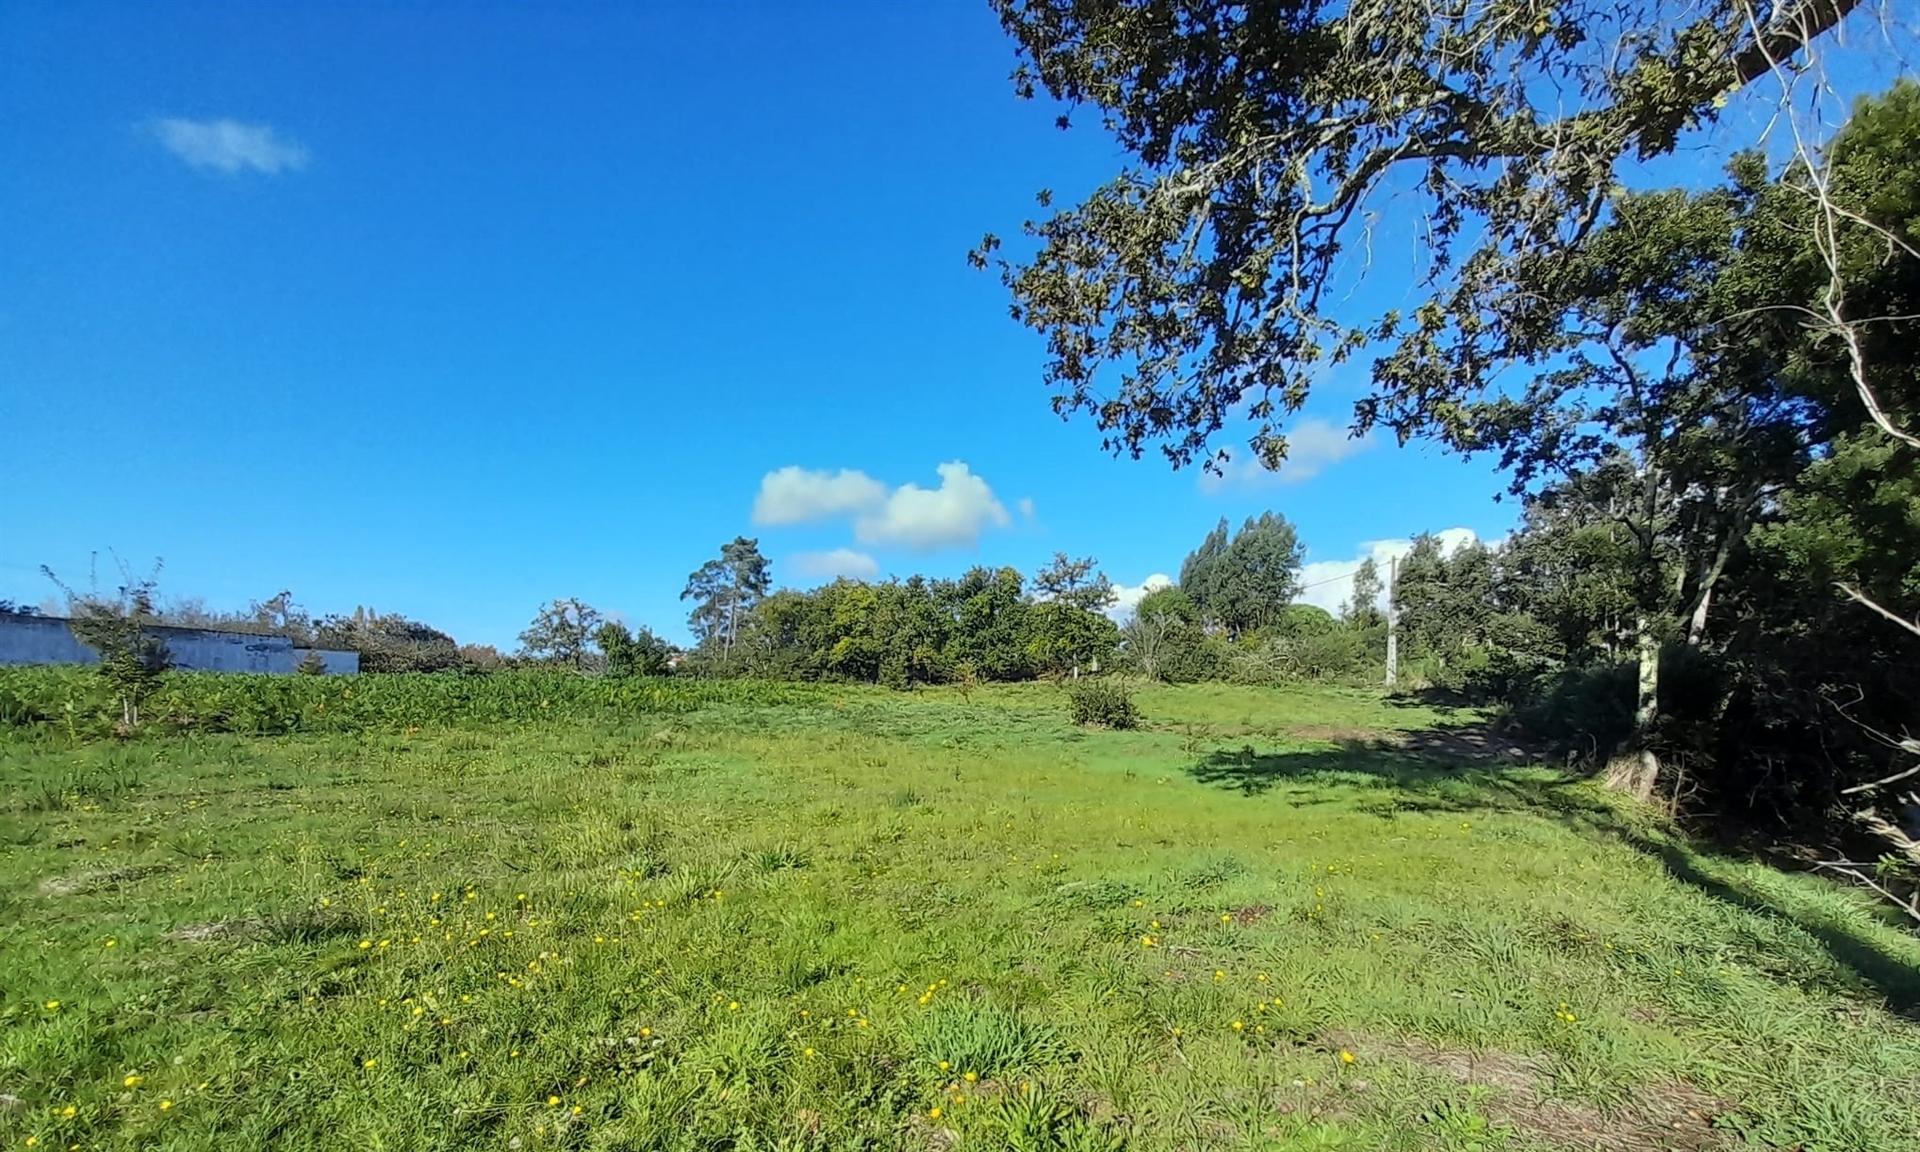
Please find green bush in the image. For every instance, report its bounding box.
[0,666,819,740]
[1066,678,1140,729]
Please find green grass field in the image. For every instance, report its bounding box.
[4,680,1918,1151]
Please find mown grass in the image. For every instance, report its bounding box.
[2,680,1917,1151]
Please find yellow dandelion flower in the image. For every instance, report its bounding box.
[928,1107,942,1120]
[158,1100,173,1111]
[963,1071,977,1083]
[362,1058,377,1069]
[122,1074,144,1088]
[43,1000,60,1012]
[547,1095,560,1107]
[1339,1050,1356,1065]
[1231,1020,1244,1032]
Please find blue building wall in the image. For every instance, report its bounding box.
[0,614,358,675]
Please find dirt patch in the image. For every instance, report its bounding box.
[39,864,164,897]
[1503,1086,1725,1152]
[1325,1031,1728,1152]
[1233,904,1272,925]
[166,919,260,943]
[903,1115,958,1152]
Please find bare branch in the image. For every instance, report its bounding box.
[1838,582,1920,638]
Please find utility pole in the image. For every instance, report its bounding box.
[1384,555,1399,690]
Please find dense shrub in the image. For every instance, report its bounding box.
[0,666,817,740]
[1066,679,1140,729]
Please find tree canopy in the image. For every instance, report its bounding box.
[518,598,605,670]
[977,0,1867,471]
[1180,512,1305,636]
[682,537,773,661]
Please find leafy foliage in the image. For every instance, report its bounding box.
[1065,678,1139,729]
[40,560,171,730]
[518,597,604,670]
[0,665,811,739]
[597,620,675,677]
[1180,513,1304,636]
[682,537,772,661]
[736,566,1117,688]
[1031,552,1116,613]
[978,0,1861,471]
[316,609,468,674]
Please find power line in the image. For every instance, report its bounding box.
[1294,560,1380,591]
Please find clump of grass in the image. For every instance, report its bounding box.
[261,903,365,946]
[162,826,219,860]
[987,1090,1125,1152]
[1174,852,1248,891]
[750,843,810,873]
[910,999,1061,1079]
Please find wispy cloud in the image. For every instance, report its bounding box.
[150,118,309,175]
[1200,418,1372,491]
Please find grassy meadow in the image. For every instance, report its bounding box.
[3,677,1918,1151]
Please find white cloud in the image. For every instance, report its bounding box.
[753,467,889,526]
[789,548,880,582]
[751,461,1014,552]
[1017,497,1037,521]
[1105,573,1174,621]
[853,461,1010,551]
[151,118,309,174]
[1294,527,1480,615]
[1200,418,1372,491]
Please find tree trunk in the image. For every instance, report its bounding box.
[1603,615,1662,802]
[1686,581,1715,646]
[1685,506,1744,647]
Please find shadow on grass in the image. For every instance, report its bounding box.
[1187,736,1920,1022]
[1383,685,1478,717]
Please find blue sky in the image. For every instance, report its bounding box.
[3,3,1860,647]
